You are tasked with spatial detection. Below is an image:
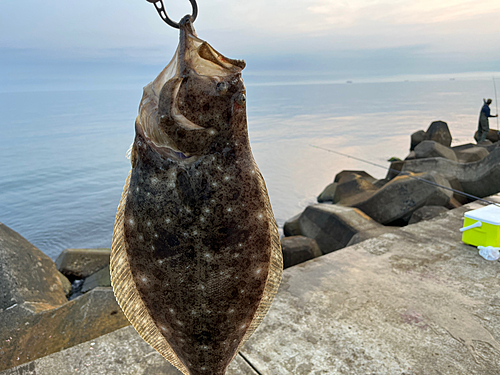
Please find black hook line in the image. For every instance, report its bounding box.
[310,144,500,208]
[146,0,198,29]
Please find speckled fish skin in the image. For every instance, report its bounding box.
[111,16,282,375]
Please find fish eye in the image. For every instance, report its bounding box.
[236,93,246,105]
[216,82,228,94]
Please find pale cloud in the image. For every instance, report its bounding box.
[0,0,498,70]
[196,0,500,54]
[306,0,500,26]
[202,0,500,33]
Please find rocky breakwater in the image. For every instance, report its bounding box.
[0,224,129,372]
[282,120,500,268]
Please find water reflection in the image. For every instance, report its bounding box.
[0,79,492,258]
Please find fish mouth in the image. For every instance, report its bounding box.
[136,15,246,160]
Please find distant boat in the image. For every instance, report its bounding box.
[346,80,353,84]
[450,78,455,81]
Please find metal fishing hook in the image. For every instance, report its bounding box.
[146,0,198,29]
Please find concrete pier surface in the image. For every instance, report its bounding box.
[2,195,499,375]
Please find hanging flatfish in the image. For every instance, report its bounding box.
[111,15,282,375]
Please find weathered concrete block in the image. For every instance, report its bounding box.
[402,147,500,198]
[81,265,111,293]
[385,160,405,180]
[373,179,389,188]
[477,139,493,146]
[404,151,416,160]
[408,205,449,224]
[283,213,302,237]
[445,197,463,209]
[57,271,72,297]
[452,142,475,150]
[0,224,126,372]
[353,171,453,225]
[446,177,468,204]
[317,182,337,203]
[455,146,489,163]
[487,129,499,142]
[414,140,457,161]
[333,175,378,204]
[346,227,397,247]
[424,120,452,147]
[478,141,499,153]
[0,326,257,375]
[281,236,322,268]
[55,248,111,279]
[410,129,426,151]
[0,287,129,372]
[0,223,67,311]
[334,170,376,184]
[295,204,382,254]
[474,129,500,143]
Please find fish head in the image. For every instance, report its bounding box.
[141,16,248,158]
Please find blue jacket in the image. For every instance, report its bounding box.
[481,102,494,117]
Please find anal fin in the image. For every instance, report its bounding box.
[110,171,190,375]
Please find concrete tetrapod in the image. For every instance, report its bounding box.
[55,248,111,279]
[352,170,453,225]
[0,223,68,311]
[408,205,449,224]
[402,147,500,198]
[333,175,378,204]
[410,129,426,151]
[0,223,129,372]
[317,182,337,203]
[453,145,489,163]
[281,236,322,268]
[424,120,452,147]
[291,204,383,254]
[414,140,457,162]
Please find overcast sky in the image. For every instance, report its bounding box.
[1,0,500,83]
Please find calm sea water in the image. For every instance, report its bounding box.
[1,74,498,259]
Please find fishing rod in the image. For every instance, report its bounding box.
[310,144,500,208]
[494,76,499,131]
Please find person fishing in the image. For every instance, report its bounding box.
[476,98,498,143]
